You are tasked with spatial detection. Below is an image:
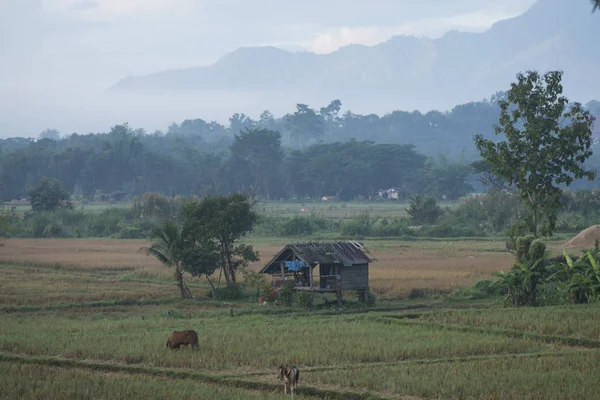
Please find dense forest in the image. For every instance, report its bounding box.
[1,97,599,202]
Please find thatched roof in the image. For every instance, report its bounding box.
[259,241,374,274]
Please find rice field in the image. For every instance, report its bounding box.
[4,199,457,220]
[258,200,461,219]
[298,351,600,400]
[0,362,293,400]
[0,313,552,371]
[421,305,600,340]
[1,236,599,399]
[0,237,512,299]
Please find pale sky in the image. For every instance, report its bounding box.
[0,0,538,136]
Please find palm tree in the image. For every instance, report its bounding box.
[139,221,192,298]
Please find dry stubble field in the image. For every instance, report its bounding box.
[2,237,600,399]
[0,237,513,299]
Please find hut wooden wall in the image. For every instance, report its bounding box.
[340,263,369,290]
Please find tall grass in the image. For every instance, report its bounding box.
[0,361,290,400]
[0,264,208,306]
[301,351,600,400]
[8,208,161,239]
[421,304,600,340]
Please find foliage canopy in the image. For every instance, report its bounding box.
[27,177,73,213]
[180,193,259,287]
[474,70,596,238]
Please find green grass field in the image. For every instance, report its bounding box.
[3,199,461,220]
[258,199,461,219]
[1,235,600,399]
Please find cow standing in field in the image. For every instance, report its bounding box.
[166,330,199,350]
[278,364,300,397]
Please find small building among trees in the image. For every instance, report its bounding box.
[259,241,375,305]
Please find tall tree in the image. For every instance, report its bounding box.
[257,110,278,131]
[471,159,508,191]
[320,99,342,135]
[179,194,258,286]
[421,157,474,200]
[285,104,324,148]
[39,129,60,141]
[47,147,90,193]
[474,70,596,238]
[27,177,73,212]
[79,124,144,198]
[229,128,284,199]
[169,118,228,143]
[229,113,255,134]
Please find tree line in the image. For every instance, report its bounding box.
[2,93,599,203]
[0,125,475,203]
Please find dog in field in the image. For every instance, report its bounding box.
[277,364,299,396]
[166,329,199,350]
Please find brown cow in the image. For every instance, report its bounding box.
[166,330,199,350]
[277,364,300,397]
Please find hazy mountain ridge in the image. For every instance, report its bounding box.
[109,0,600,109]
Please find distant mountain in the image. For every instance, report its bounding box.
[109,0,599,111]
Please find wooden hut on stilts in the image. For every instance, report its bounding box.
[259,241,375,306]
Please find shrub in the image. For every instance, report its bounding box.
[212,285,245,301]
[453,190,524,235]
[277,214,332,236]
[22,211,67,238]
[0,210,11,237]
[448,279,506,301]
[555,211,592,233]
[473,279,506,296]
[419,219,479,238]
[295,291,313,309]
[277,284,294,307]
[370,217,413,237]
[253,214,336,237]
[132,192,180,221]
[365,290,376,306]
[492,236,550,306]
[407,195,443,225]
[27,176,73,213]
[341,211,372,237]
[112,218,159,239]
[536,281,569,306]
[242,269,269,299]
[548,244,600,304]
[88,208,134,237]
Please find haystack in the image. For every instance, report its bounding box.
[565,225,600,248]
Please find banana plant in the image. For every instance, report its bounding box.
[492,253,548,306]
[549,247,600,304]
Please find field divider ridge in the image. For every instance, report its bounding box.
[220,348,597,378]
[370,316,600,348]
[0,297,183,313]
